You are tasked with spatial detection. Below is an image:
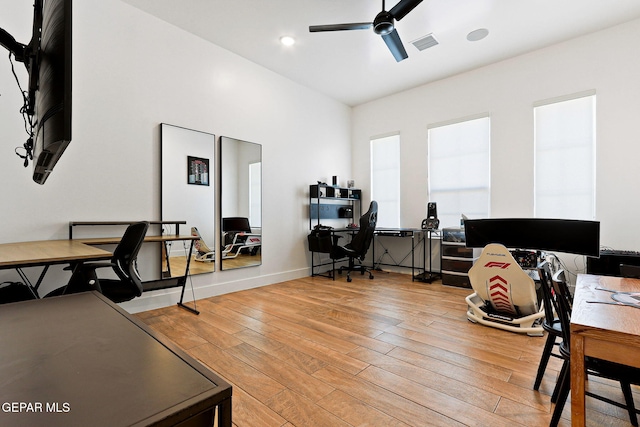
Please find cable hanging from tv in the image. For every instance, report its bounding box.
[6,51,37,168]
[2,26,37,168]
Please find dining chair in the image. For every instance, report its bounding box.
[533,261,563,394]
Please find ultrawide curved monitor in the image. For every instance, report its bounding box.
[464,218,600,257]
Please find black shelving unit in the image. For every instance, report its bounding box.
[309,183,361,230]
[308,183,362,278]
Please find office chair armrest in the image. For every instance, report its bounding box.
[80,261,117,271]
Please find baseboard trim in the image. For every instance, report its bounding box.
[120,267,310,313]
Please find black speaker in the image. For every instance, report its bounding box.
[427,202,437,219]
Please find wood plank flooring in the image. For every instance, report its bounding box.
[136,271,637,426]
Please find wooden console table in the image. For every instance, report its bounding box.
[0,292,232,426]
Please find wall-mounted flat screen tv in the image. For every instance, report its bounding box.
[0,0,72,184]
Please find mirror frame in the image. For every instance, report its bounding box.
[161,123,215,276]
[219,136,262,270]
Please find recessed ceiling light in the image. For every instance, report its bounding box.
[280,36,296,46]
[467,28,489,42]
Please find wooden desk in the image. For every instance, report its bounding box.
[75,234,198,245]
[0,240,113,297]
[0,239,112,269]
[571,274,640,426]
[0,292,232,426]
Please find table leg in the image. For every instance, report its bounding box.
[217,397,232,427]
[571,333,586,426]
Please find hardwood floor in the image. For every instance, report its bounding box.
[136,271,637,426]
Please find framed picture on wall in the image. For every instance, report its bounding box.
[187,156,209,186]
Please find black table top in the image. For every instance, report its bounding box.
[0,292,231,426]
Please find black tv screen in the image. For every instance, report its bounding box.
[464,218,600,257]
[31,0,72,184]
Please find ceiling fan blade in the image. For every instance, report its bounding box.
[381,29,408,62]
[389,0,423,21]
[309,22,372,32]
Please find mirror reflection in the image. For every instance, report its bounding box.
[220,136,262,270]
[161,124,215,276]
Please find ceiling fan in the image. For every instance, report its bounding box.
[309,0,424,62]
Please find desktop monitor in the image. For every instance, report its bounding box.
[464,218,600,257]
[0,0,72,184]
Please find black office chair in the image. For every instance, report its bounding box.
[0,281,37,304]
[533,261,563,394]
[331,201,378,282]
[548,269,640,427]
[47,221,149,303]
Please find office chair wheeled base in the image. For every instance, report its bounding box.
[337,260,374,283]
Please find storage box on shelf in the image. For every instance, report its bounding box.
[441,227,481,288]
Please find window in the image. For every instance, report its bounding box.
[534,92,596,220]
[249,162,261,227]
[428,116,491,228]
[371,134,400,228]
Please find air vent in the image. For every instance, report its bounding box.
[412,33,438,51]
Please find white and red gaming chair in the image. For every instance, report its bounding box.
[465,243,544,336]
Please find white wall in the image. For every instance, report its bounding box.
[352,18,640,277]
[0,0,351,311]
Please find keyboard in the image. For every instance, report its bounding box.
[600,249,640,257]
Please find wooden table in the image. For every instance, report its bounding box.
[0,291,232,426]
[571,273,640,426]
[0,239,113,297]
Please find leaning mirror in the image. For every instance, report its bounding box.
[219,136,262,270]
[161,123,215,276]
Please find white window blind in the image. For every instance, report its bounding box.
[534,93,596,220]
[371,134,400,228]
[428,116,491,228]
[249,162,262,227]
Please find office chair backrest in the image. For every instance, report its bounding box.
[468,243,538,316]
[112,221,149,296]
[348,201,378,260]
[222,217,252,233]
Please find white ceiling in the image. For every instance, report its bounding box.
[121,0,640,106]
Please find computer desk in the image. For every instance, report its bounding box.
[0,291,232,426]
[0,239,113,298]
[309,227,441,282]
[373,228,441,282]
[69,221,200,314]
